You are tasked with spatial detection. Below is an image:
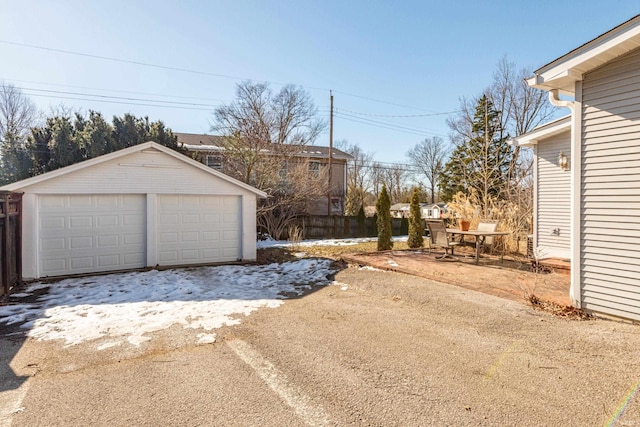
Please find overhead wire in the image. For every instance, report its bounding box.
[18,93,217,111]
[334,111,447,137]
[336,107,460,118]
[5,85,221,108]
[2,77,229,102]
[0,39,446,112]
[0,41,460,146]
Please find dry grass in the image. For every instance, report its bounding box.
[257,239,419,261]
[526,293,593,320]
[299,240,416,258]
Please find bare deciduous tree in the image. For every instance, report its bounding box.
[406,136,448,203]
[0,82,37,140]
[490,56,556,197]
[211,81,327,239]
[0,82,38,184]
[340,141,374,215]
[383,164,411,204]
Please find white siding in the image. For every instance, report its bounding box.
[581,47,640,321]
[535,133,571,259]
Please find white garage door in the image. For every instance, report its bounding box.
[39,195,146,277]
[157,195,241,265]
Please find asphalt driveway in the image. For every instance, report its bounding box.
[2,262,639,426]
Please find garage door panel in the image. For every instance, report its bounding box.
[202,231,218,241]
[71,257,93,269]
[41,216,66,230]
[71,216,93,228]
[69,195,93,208]
[39,195,146,277]
[157,195,241,265]
[98,255,120,267]
[70,236,93,249]
[124,233,145,245]
[98,235,119,247]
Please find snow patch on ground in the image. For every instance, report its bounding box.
[258,236,408,249]
[331,281,349,291]
[358,266,385,272]
[197,333,216,345]
[0,259,335,348]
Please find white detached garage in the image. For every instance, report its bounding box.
[0,142,267,279]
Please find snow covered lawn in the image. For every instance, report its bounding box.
[0,259,336,349]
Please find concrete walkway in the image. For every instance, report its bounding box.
[341,249,572,307]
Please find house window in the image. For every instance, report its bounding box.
[331,196,342,214]
[279,161,289,179]
[205,155,223,170]
[309,160,320,176]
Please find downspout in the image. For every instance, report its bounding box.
[548,88,581,307]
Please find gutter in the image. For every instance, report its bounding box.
[548,89,574,111]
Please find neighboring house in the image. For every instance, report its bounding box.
[390,203,410,218]
[175,133,353,216]
[0,142,266,279]
[390,202,446,219]
[510,14,640,321]
[422,203,447,219]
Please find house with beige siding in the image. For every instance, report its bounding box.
[176,133,352,216]
[511,14,640,321]
[510,116,571,260]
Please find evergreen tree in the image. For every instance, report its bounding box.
[439,95,513,215]
[0,129,31,185]
[2,112,182,183]
[407,187,424,248]
[376,184,393,251]
[356,204,366,237]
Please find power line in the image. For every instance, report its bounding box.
[0,40,438,112]
[2,77,228,103]
[20,93,216,111]
[335,111,447,137]
[335,114,426,137]
[4,85,221,108]
[336,107,460,118]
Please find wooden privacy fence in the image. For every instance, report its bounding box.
[1,191,22,296]
[293,215,409,239]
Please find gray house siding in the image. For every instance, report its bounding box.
[581,47,640,321]
[535,132,571,259]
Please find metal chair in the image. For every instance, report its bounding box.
[426,219,460,261]
[477,219,500,258]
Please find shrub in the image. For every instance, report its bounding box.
[376,184,393,251]
[407,187,424,248]
[356,204,366,237]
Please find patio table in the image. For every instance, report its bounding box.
[446,228,510,265]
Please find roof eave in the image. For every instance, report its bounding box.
[528,14,640,93]
[508,115,572,147]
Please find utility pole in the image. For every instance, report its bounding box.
[328,90,334,216]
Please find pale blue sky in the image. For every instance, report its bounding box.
[1,1,638,162]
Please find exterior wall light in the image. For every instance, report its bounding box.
[558,151,569,171]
